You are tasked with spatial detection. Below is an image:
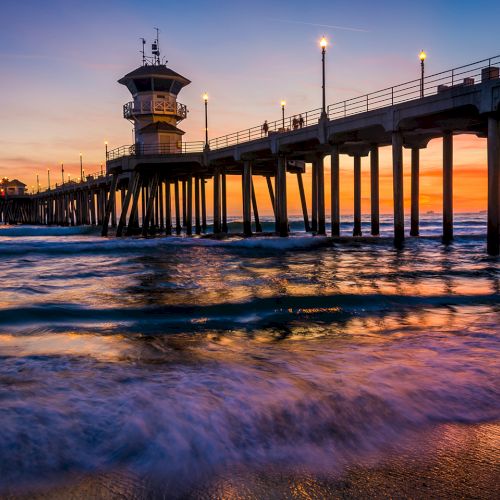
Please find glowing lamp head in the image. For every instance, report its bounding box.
[419,50,427,62]
[280,100,286,107]
[104,141,108,146]
[202,92,209,102]
[320,37,328,49]
[79,152,82,157]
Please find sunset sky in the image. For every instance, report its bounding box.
[0,0,499,215]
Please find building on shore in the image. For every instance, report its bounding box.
[0,178,27,197]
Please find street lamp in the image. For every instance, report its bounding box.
[203,93,209,149]
[104,141,108,160]
[61,163,64,185]
[419,50,427,98]
[36,174,39,193]
[47,168,51,190]
[320,36,328,118]
[79,152,83,181]
[281,100,286,130]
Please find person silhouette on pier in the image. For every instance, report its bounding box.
[292,117,299,130]
[299,114,304,128]
[262,120,269,136]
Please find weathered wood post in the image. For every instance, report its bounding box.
[370,144,380,236]
[443,132,453,244]
[242,160,252,236]
[353,155,362,236]
[331,144,340,236]
[410,147,420,236]
[392,131,404,246]
[142,174,159,237]
[487,117,500,255]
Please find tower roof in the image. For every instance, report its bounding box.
[118,64,191,95]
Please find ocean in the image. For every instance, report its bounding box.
[0,213,499,498]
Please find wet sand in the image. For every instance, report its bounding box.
[4,422,498,499]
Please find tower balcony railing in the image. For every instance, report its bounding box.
[123,100,188,120]
[107,141,205,161]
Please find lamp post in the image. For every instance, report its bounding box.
[419,50,427,98]
[79,152,83,182]
[36,174,39,193]
[104,141,108,160]
[47,168,51,190]
[203,93,209,149]
[320,36,328,118]
[281,100,286,130]
[61,163,64,185]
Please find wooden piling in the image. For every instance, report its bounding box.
[311,161,318,232]
[102,174,118,236]
[213,169,221,234]
[165,181,172,235]
[116,173,138,236]
[201,178,207,232]
[410,148,420,236]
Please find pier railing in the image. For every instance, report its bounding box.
[107,141,205,161]
[209,54,500,150]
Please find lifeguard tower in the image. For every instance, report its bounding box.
[118,31,191,155]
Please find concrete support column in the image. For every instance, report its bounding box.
[410,148,420,236]
[221,173,228,233]
[165,181,172,235]
[195,176,201,235]
[311,161,318,232]
[251,178,262,233]
[392,131,404,246]
[186,175,193,236]
[242,161,253,236]
[353,155,362,236]
[213,169,221,234]
[443,132,453,244]
[276,156,288,237]
[182,180,187,227]
[201,178,207,232]
[370,144,380,236]
[331,145,340,236]
[297,173,310,232]
[488,117,500,255]
[315,155,326,235]
[174,180,181,235]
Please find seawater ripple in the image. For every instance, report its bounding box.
[0,215,499,496]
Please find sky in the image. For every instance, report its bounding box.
[0,0,499,215]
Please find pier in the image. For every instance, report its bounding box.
[4,54,500,254]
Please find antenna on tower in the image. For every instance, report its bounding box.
[140,38,146,66]
[152,27,160,65]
